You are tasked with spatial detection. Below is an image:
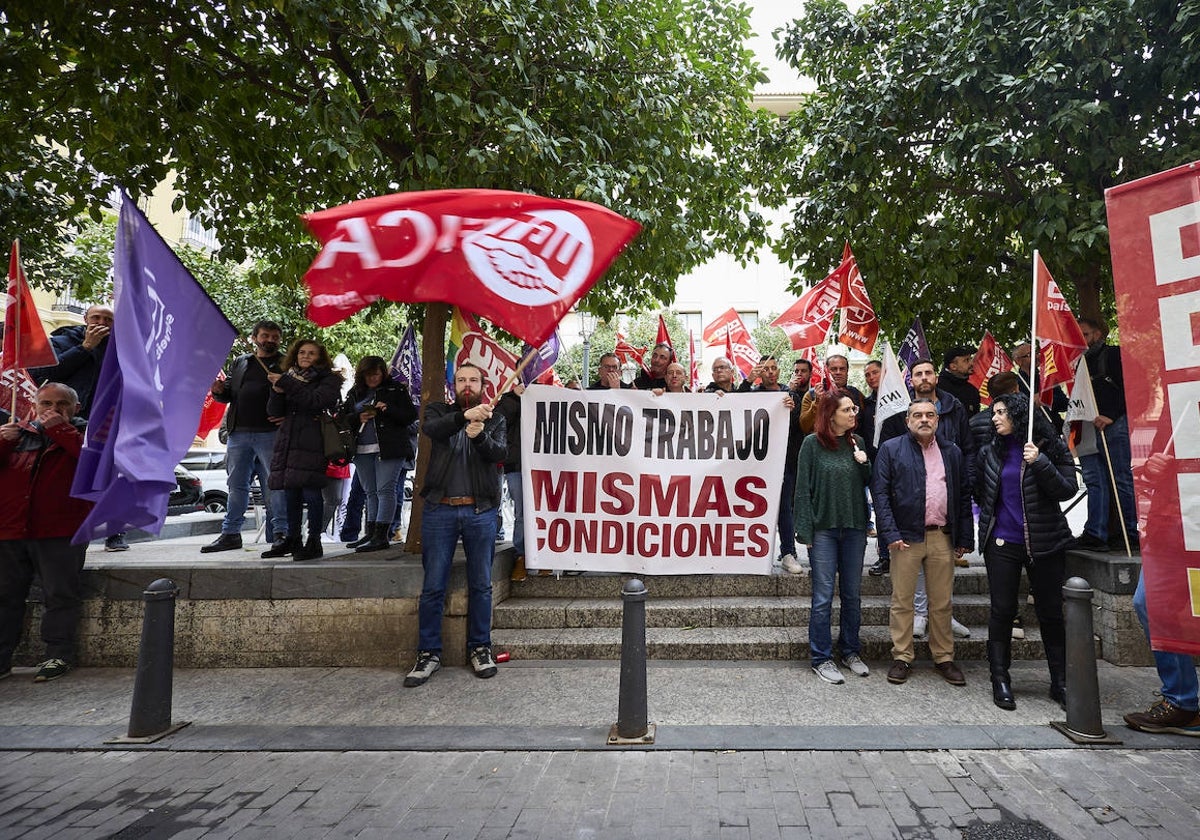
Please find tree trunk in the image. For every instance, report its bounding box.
[1073,263,1104,326]
[404,302,450,554]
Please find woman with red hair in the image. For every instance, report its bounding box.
[795,389,872,684]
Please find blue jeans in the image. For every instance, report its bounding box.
[1133,573,1199,710]
[809,527,866,665]
[390,469,409,534]
[505,471,525,555]
[353,453,403,526]
[778,463,797,557]
[340,472,365,540]
[1079,415,1137,542]
[222,430,287,536]
[417,502,498,653]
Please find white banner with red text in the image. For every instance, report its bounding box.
[520,386,788,575]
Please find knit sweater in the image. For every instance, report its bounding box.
[793,433,871,546]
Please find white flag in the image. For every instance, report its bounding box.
[1063,354,1099,432]
[874,342,911,446]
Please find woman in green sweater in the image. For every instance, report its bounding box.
[795,390,872,684]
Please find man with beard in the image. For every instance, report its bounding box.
[634,343,672,390]
[704,356,738,394]
[939,345,981,417]
[873,399,973,688]
[405,363,507,688]
[202,320,290,554]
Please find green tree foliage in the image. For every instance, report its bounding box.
[557,310,690,385]
[769,0,1200,349]
[2,0,776,326]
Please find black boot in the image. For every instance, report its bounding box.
[1045,642,1067,709]
[355,522,391,553]
[988,640,1016,710]
[293,534,323,562]
[262,535,300,559]
[346,523,375,549]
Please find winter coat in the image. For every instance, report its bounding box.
[267,367,343,490]
[871,432,974,551]
[210,352,284,432]
[336,380,418,461]
[420,401,506,510]
[0,417,92,539]
[975,432,1077,556]
[28,325,107,418]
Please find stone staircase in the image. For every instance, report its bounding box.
[493,563,1045,662]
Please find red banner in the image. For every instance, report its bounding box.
[771,270,842,351]
[303,190,640,346]
[4,241,58,371]
[1106,160,1200,656]
[968,331,1013,406]
[836,244,880,354]
[1033,253,1087,400]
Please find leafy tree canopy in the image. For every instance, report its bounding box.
[2,0,777,325]
[769,0,1200,350]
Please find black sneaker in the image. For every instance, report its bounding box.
[1069,532,1107,551]
[469,645,498,679]
[104,533,129,552]
[200,533,243,553]
[33,659,71,682]
[868,558,889,577]
[403,651,441,687]
[1123,699,1200,736]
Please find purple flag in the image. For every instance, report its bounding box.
[896,316,931,388]
[519,330,561,385]
[71,193,237,542]
[389,324,422,407]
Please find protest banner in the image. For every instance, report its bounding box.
[520,386,788,574]
[1106,160,1200,655]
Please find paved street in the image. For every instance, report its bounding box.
[2,746,1198,839]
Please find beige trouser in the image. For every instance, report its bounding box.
[889,528,955,664]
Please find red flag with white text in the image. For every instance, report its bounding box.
[703,308,759,377]
[772,268,843,351]
[836,244,880,354]
[303,190,640,346]
[968,331,1013,405]
[1034,254,1087,400]
[614,332,647,371]
[447,309,519,404]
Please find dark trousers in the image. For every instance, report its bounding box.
[983,538,1066,648]
[285,487,324,540]
[0,538,88,669]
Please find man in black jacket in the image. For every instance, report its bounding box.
[202,320,289,554]
[405,363,507,688]
[939,344,981,417]
[873,399,974,688]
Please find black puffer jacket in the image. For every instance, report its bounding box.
[267,367,343,489]
[975,432,1077,556]
[337,380,419,460]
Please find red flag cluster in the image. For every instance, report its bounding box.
[702,308,759,377]
[771,243,880,353]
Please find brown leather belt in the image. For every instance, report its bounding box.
[925,524,949,531]
[444,496,475,506]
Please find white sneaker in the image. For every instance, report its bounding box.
[403,651,441,687]
[913,615,928,638]
[951,617,971,638]
[812,661,845,684]
[840,653,870,677]
[781,553,804,575]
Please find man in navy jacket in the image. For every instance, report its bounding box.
[873,398,974,688]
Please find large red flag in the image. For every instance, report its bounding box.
[771,268,844,351]
[303,190,641,346]
[968,331,1013,405]
[1033,253,1087,399]
[4,240,58,371]
[613,332,647,371]
[655,315,674,359]
[836,244,880,354]
[703,308,759,376]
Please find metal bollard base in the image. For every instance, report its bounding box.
[104,720,191,745]
[1049,721,1122,745]
[607,723,656,746]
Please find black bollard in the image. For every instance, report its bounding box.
[609,578,654,745]
[110,578,190,743]
[1051,576,1120,744]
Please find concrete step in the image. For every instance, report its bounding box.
[511,566,1007,598]
[493,594,1033,631]
[490,625,1048,662]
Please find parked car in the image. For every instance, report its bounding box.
[179,446,265,513]
[168,465,205,515]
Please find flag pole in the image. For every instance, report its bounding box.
[490,344,541,407]
[1011,368,1063,428]
[1028,250,1039,443]
[11,239,23,418]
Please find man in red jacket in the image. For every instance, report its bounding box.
[0,382,93,682]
